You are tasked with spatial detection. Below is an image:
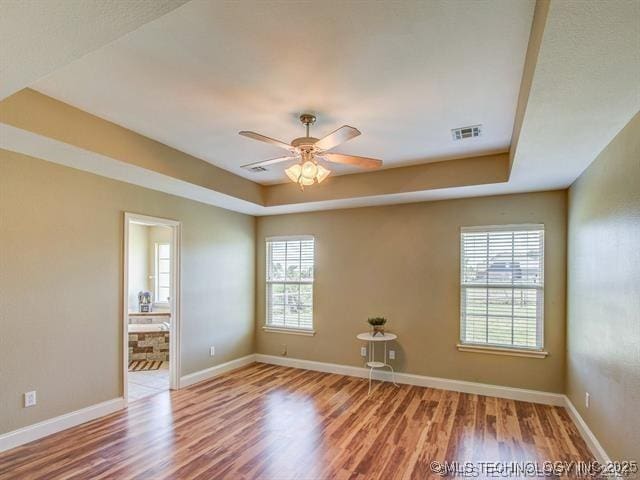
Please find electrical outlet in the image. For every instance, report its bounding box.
[209,346,215,357]
[24,391,37,408]
[281,344,287,356]
[585,392,590,408]
[389,350,396,360]
[360,346,367,357]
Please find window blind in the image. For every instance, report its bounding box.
[266,236,314,330]
[460,225,544,350]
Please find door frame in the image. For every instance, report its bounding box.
[123,212,182,403]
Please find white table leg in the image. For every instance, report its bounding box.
[385,364,398,387]
[358,333,399,395]
[367,340,373,395]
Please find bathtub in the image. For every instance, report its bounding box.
[128,322,170,333]
[128,323,170,362]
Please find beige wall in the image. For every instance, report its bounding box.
[567,112,640,461]
[264,154,509,206]
[256,190,567,393]
[127,224,173,309]
[128,223,150,307]
[0,149,255,434]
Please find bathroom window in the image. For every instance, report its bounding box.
[265,236,314,333]
[155,243,171,304]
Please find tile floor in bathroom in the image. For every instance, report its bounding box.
[128,362,169,401]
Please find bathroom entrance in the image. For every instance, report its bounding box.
[123,213,181,402]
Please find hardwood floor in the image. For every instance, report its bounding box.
[0,363,594,479]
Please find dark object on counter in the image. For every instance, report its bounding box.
[138,291,152,312]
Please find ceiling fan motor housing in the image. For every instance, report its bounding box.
[291,136,320,151]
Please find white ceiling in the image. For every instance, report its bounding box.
[510,0,640,189]
[32,0,535,184]
[3,0,638,215]
[0,0,188,100]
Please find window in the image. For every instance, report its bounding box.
[155,243,171,304]
[460,225,544,351]
[266,236,314,332]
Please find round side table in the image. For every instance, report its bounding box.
[356,332,398,394]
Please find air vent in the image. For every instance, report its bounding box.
[247,166,267,172]
[451,125,482,141]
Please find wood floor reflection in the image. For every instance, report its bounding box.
[0,363,594,479]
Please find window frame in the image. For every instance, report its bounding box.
[264,235,315,335]
[458,224,546,357]
[154,242,171,305]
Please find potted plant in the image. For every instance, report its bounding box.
[367,317,387,337]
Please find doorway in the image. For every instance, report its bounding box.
[123,213,181,402]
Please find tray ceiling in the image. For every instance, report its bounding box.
[32,0,535,184]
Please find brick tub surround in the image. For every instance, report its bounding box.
[128,332,169,361]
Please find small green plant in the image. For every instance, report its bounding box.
[368,317,387,336]
[367,317,387,327]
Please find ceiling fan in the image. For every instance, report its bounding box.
[239,114,383,190]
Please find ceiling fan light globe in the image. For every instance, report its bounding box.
[300,176,315,186]
[316,164,331,183]
[301,160,318,179]
[285,164,302,183]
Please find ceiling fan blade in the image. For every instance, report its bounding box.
[241,156,298,170]
[314,125,361,151]
[322,153,382,169]
[239,131,294,151]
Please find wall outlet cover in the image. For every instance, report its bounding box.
[360,347,367,357]
[389,350,396,360]
[209,346,215,357]
[24,391,37,408]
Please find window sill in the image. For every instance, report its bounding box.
[263,326,316,336]
[456,344,548,359]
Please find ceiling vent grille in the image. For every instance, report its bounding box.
[246,165,268,172]
[451,125,482,141]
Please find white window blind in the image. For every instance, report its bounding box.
[155,243,171,304]
[266,236,314,330]
[460,225,544,350]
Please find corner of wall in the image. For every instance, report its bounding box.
[252,214,260,354]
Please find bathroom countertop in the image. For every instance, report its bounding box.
[128,311,171,317]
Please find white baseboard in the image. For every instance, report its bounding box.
[255,354,566,406]
[563,396,611,464]
[0,397,125,453]
[0,356,609,465]
[179,354,257,388]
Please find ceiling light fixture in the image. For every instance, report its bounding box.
[284,152,332,190]
[239,114,383,191]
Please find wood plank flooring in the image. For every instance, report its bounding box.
[0,363,595,479]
